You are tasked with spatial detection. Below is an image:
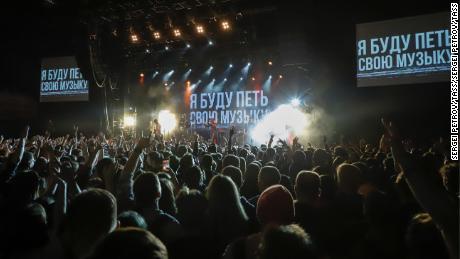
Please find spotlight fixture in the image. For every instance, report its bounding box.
[153,31,161,39]
[268,61,273,66]
[279,75,283,79]
[221,21,230,30]
[173,29,181,37]
[165,46,169,51]
[208,40,214,46]
[196,25,205,34]
[229,64,233,68]
[140,73,145,77]
[130,34,139,43]
[186,43,191,48]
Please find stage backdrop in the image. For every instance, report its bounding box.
[40,56,89,102]
[356,12,450,87]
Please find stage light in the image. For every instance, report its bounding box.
[240,77,243,81]
[208,40,214,46]
[268,61,273,66]
[140,73,145,77]
[152,71,159,79]
[130,34,139,43]
[291,98,301,107]
[263,75,272,91]
[251,77,255,81]
[250,104,308,145]
[224,78,228,81]
[123,115,136,128]
[229,64,233,68]
[153,31,161,39]
[204,66,213,77]
[165,46,169,51]
[158,110,177,134]
[196,25,205,34]
[163,70,175,81]
[186,43,191,48]
[145,49,150,54]
[279,75,283,79]
[221,21,230,30]
[173,29,181,37]
[182,68,192,81]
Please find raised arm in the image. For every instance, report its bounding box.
[116,133,151,204]
[382,119,458,259]
[0,126,29,184]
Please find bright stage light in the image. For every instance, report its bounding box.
[124,115,136,127]
[158,110,177,134]
[182,68,192,81]
[196,25,205,34]
[221,21,230,30]
[130,34,139,43]
[165,46,169,51]
[251,77,255,81]
[173,29,181,37]
[279,75,283,79]
[163,70,175,81]
[291,98,301,107]
[208,40,214,46]
[268,61,273,66]
[153,31,161,39]
[186,43,191,48]
[139,73,144,77]
[250,104,308,145]
[229,64,233,68]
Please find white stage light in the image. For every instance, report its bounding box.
[291,98,301,107]
[158,110,177,134]
[250,104,308,145]
[124,115,136,127]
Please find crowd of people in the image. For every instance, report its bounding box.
[0,120,457,259]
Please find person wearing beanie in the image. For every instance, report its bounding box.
[222,184,296,259]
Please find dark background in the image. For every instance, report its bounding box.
[0,0,452,145]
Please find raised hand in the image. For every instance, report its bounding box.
[136,131,152,150]
[21,125,30,140]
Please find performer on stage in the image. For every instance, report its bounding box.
[206,118,218,144]
[153,119,162,140]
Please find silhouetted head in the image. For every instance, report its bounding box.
[295,171,320,202]
[259,224,317,259]
[89,227,168,259]
[222,165,243,188]
[60,188,117,259]
[258,166,281,192]
[118,211,148,229]
[134,172,161,208]
[336,163,363,194]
